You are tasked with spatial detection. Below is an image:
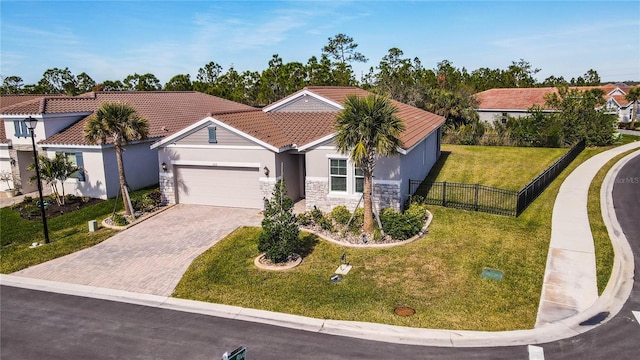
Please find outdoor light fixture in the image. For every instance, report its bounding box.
[263,166,270,176]
[161,162,167,171]
[23,116,50,244]
[9,158,15,166]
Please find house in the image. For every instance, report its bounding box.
[0,92,255,198]
[475,84,639,124]
[152,86,445,212]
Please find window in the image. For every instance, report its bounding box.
[62,152,85,181]
[354,168,364,193]
[330,159,347,191]
[208,126,217,143]
[13,120,29,137]
[501,112,508,124]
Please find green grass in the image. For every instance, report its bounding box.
[426,145,569,190]
[175,143,630,331]
[0,187,157,273]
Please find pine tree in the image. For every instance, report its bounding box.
[258,179,299,263]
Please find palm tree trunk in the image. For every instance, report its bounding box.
[363,174,374,234]
[115,142,132,216]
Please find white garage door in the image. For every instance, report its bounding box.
[175,166,262,209]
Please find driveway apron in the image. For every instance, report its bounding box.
[12,204,263,296]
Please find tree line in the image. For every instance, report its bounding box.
[2,34,626,145]
[2,34,603,103]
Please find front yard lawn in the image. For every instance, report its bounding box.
[0,187,156,273]
[175,144,628,331]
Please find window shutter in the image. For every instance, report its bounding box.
[208,126,217,143]
[75,152,85,181]
[13,120,21,137]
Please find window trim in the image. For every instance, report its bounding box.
[329,158,347,192]
[328,157,364,195]
[354,167,364,194]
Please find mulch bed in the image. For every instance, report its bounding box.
[11,197,104,220]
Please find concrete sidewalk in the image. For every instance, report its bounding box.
[535,141,640,326]
[2,142,639,347]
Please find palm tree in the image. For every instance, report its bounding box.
[84,102,149,216]
[334,94,405,234]
[28,153,80,205]
[625,87,640,130]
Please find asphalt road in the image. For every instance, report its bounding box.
[1,153,639,360]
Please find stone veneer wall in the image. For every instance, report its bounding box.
[259,178,276,209]
[305,179,402,213]
[159,172,175,204]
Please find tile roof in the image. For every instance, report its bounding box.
[0,94,68,110]
[214,111,338,149]
[213,86,445,150]
[475,87,557,110]
[475,85,640,110]
[305,87,445,150]
[4,92,257,146]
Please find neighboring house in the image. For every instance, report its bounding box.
[475,84,639,124]
[152,86,445,212]
[0,92,255,199]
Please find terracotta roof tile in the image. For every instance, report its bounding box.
[215,87,445,150]
[27,92,255,146]
[476,85,640,110]
[475,87,557,110]
[215,111,337,149]
[304,87,445,150]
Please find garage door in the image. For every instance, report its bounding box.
[175,166,262,208]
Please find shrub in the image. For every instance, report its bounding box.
[22,204,40,217]
[380,202,428,240]
[258,179,299,263]
[64,194,78,203]
[111,213,129,226]
[131,190,161,213]
[310,206,324,222]
[348,207,364,233]
[317,216,334,232]
[147,189,163,207]
[296,212,312,226]
[22,196,33,203]
[330,205,352,225]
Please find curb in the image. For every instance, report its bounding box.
[1,149,637,348]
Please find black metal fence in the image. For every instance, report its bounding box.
[409,139,586,217]
[409,181,518,216]
[515,139,585,215]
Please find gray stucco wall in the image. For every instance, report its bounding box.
[175,123,254,146]
[399,131,439,206]
[272,95,339,112]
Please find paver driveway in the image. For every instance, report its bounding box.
[12,204,263,296]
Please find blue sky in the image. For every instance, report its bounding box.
[2,0,639,86]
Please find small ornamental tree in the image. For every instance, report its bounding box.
[258,179,299,263]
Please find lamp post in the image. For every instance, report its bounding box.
[24,116,50,244]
